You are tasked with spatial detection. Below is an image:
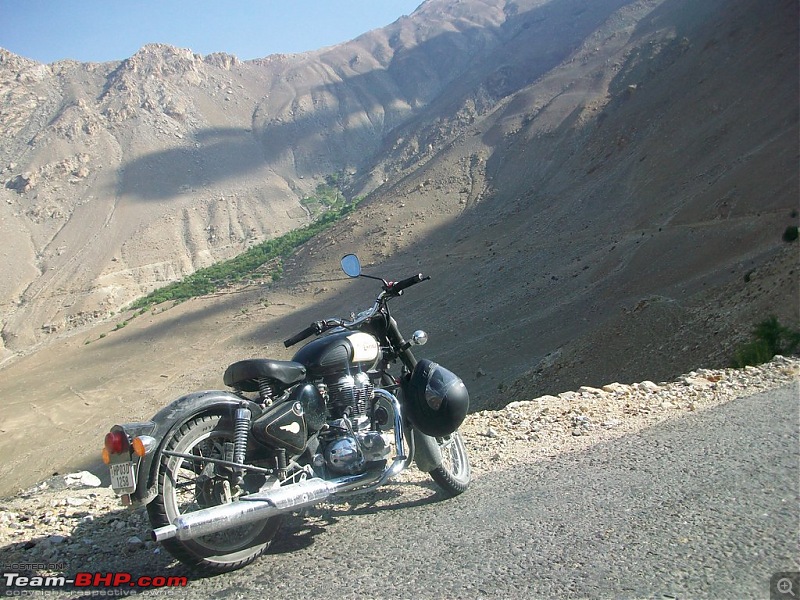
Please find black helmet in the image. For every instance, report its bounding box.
[405,359,469,437]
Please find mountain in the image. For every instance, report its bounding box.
[0,0,576,357]
[0,0,797,495]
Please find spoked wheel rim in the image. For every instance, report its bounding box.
[429,430,471,497]
[160,418,272,555]
[436,431,471,486]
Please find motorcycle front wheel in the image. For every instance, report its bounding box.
[429,431,471,497]
[147,413,282,573]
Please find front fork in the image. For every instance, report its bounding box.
[379,371,444,475]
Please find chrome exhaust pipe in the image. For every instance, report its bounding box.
[152,390,408,543]
[152,477,337,542]
[152,460,405,542]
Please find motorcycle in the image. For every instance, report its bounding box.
[101,254,471,573]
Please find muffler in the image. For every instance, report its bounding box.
[152,459,407,542]
[152,477,337,542]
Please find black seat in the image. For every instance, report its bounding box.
[223,359,307,391]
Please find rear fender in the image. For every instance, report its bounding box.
[113,390,261,505]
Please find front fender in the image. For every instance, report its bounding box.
[396,377,443,472]
[114,390,261,505]
[411,430,443,473]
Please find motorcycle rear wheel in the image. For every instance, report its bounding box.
[429,431,471,496]
[147,413,282,573]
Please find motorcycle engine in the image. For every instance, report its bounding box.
[324,371,373,419]
[318,371,392,475]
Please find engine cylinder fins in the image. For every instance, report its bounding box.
[325,372,374,419]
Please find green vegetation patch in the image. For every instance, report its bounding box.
[129,184,362,311]
[732,316,800,368]
[300,179,348,217]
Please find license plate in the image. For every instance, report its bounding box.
[109,461,136,494]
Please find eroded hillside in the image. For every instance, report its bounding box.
[0,0,796,494]
[4,0,727,360]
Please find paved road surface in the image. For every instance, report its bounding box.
[146,384,798,599]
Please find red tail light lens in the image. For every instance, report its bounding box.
[104,430,129,454]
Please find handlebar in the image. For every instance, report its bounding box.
[283,322,321,348]
[283,268,430,348]
[385,273,430,296]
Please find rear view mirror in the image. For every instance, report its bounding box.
[340,254,361,278]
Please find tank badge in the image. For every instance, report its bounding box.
[279,422,301,434]
[348,332,380,362]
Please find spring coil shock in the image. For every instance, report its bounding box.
[258,378,276,404]
[233,404,251,466]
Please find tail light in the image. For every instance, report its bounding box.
[104,430,129,454]
[102,428,155,465]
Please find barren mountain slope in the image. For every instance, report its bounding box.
[0,0,529,358]
[0,0,796,496]
[350,0,799,403]
[248,0,799,401]
[1,0,691,360]
[0,46,301,357]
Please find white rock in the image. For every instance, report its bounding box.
[536,395,560,403]
[602,382,630,394]
[683,376,713,388]
[639,381,661,392]
[578,386,604,395]
[506,400,533,409]
[64,471,102,488]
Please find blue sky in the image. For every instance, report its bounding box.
[0,0,423,64]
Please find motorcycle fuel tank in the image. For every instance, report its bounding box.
[292,331,380,377]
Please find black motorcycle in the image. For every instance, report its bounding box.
[101,254,471,572]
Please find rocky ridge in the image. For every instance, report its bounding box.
[0,355,796,587]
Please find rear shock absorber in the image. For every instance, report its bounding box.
[233,403,251,468]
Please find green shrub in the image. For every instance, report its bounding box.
[128,191,363,310]
[732,316,800,367]
[782,226,799,243]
